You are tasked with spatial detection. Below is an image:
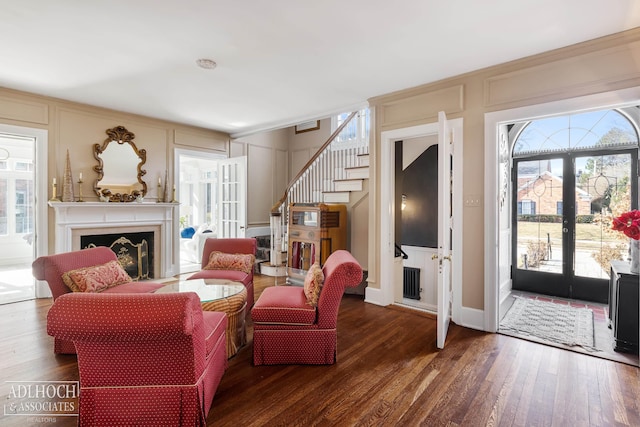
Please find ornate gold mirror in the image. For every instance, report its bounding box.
[93,126,147,202]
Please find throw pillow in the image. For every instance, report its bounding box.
[62,260,132,293]
[304,263,324,307]
[180,227,196,239]
[204,251,255,274]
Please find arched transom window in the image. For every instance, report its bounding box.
[513,109,639,158]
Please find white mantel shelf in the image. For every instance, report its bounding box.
[48,201,180,278]
[48,201,179,209]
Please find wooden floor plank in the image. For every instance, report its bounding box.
[0,274,638,427]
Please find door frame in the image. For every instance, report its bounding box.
[378,118,463,325]
[484,86,640,332]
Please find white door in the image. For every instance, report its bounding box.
[218,156,247,238]
[436,111,453,349]
[497,124,512,308]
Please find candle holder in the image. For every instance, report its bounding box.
[157,182,164,203]
[171,185,177,203]
[49,181,59,202]
[77,177,85,202]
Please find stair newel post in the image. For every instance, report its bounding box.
[270,210,283,267]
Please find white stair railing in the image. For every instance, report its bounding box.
[286,143,369,207]
[269,111,365,267]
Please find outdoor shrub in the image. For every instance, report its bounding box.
[518,214,562,223]
[576,215,594,224]
[592,243,626,272]
[525,240,549,268]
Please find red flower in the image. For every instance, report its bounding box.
[612,210,640,240]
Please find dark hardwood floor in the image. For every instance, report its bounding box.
[1,274,638,426]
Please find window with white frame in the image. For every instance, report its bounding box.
[331,108,370,149]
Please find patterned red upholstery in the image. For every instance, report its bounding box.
[47,292,228,426]
[32,247,165,354]
[188,238,257,308]
[252,250,363,365]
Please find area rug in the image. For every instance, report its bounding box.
[500,297,595,350]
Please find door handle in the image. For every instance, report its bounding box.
[443,255,452,261]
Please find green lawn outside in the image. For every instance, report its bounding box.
[517,221,628,251]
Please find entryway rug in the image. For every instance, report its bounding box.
[500,296,595,350]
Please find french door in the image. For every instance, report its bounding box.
[512,150,637,303]
[218,156,247,238]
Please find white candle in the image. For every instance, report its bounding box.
[79,172,83,180]
[53,178,56,185]
[158,177,162,185]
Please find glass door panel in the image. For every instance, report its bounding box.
[514,152,636,302]
[515,158,564,273]
[574,153,632,280]
[513,158,569,297]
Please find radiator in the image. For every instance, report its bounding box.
[403,267,421,300]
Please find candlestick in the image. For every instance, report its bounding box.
[49,181,59,202]
[77,176,84,202]
[171,184,177,203]
[157,181,163,203]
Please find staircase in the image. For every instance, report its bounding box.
[260,111,369,276]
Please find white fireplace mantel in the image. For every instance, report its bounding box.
[48,201,179,278]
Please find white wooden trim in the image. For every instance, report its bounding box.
[484,86,640,333]
[379,119,463,324]
[0,123,48,297]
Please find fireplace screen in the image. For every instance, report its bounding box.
[81,232,154,280]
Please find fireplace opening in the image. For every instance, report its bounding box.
[81,231,155,280]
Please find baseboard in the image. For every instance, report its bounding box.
[364,286,385,306]
[365,286,487,332]
[457,307,485,331]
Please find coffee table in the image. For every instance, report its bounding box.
[155,278,247,358]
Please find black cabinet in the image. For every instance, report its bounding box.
[609,261,639,354]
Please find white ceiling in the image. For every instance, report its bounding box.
[2,1,640,137]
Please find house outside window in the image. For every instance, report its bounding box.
[518,200,536,215]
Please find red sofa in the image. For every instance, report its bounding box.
[32,246,165,354]
[48,292,227,426]
[251,249,363,365]
[188,237,257,308]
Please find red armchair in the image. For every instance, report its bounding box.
[251,250,363,365]
[188,237,257,308]
[47,292,227,426]
[32,246,164,354]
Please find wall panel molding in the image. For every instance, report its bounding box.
[485,41,640,107]
[174,129,227,152]
[0,95,48,125]
[380,85,464,128]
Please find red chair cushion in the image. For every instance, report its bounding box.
[251,286,316,325]
[202,311,227,359]
[101,281,165,293]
